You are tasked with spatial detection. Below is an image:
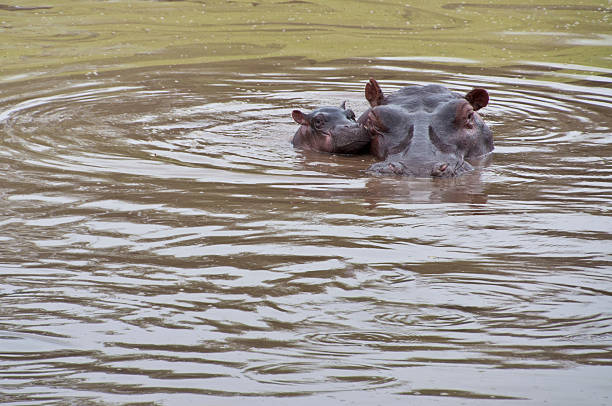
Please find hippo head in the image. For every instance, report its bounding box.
[291,102,370,154]
[363,79,493,177]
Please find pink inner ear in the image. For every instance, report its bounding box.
[465,88,489,111]
[292,110,307,125]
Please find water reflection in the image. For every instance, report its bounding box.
[1,57,611,404]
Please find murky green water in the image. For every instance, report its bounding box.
[1,1,611,405]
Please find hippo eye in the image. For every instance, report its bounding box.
[346,109,356,121]
[313,115,325,129]
[465,111,475,129]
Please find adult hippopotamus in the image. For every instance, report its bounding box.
[291,79,493,177]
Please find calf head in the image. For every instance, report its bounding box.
[291,103,370,154]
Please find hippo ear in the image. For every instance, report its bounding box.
[365,78,384,107]
[340,101,347,110]
[465,88,489,111]
[292,110,308,125]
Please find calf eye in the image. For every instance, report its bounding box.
[346,109,356,121]
[313,115,325,128]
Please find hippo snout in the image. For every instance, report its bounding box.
[366,157,473,178]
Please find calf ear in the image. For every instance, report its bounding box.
[365,78,384,107]
[340,101,347,110]
[465,88,489,111]
[292,110,308,125]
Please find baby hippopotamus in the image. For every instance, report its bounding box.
[291,79,493,177]
[291,102,370,154]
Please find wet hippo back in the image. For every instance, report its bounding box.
[387,84,456,110]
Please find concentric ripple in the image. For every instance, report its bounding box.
[1,58,611,405]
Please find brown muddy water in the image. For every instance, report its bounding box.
[2,56,611,406]
[1,2,612,406]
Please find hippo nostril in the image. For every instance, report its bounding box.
[431,162,449,177]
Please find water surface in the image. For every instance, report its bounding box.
[1,1,611,405]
